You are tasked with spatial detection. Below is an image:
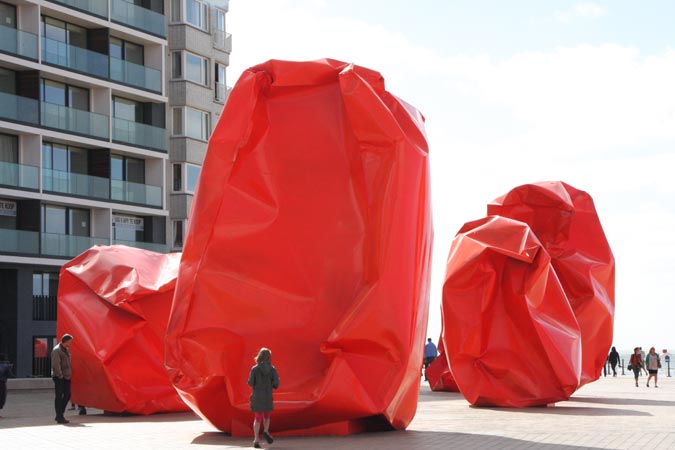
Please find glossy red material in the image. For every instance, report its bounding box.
[57,246,188,414]
[166,59,433,436]
[488,182,615,386]
[442,216,582,407]
[426,341,459,392]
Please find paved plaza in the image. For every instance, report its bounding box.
[1,376,674,450]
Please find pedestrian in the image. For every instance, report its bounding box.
[248,348,279,449]
[645,347,661,388]
[0,354,13,417]
[629,347,642,387]
[423,338,438,381]
[608,347,621,377]
[52,334,73,424]
[639,347,648,376]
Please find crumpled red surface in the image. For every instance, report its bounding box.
[426,341,459,392]
[487,182,615,386]
[57,246,188,414]
[442,216,582,407]
[165,59,433,436]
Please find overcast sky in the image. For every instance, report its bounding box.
[223,0,675,352]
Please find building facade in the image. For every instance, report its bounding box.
[0,0,230,377]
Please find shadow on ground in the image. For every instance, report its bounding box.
[571,396,675,407]
[474,405,651,417]
[191,430,605,450]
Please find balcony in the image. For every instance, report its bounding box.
[112,239,167,253]
[0,92,39,126]
[111,179,162,207]
[41,102,110,140]
[110,57,162,93]
[0,228,40,255]
[213,31,232,53]
[0,24,38,60]
[49,0,109,18]
[111,0,166,38]
[42,37,109,79]
[41,232,108,258]
[0,161,39,190]
[112,117,167,151]
[43,168,110,200]
[215,84,231,103]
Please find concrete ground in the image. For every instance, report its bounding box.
[1,375,674,450]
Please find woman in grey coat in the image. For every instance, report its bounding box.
[248,348,279,448]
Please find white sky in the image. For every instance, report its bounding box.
[222,0,675,351]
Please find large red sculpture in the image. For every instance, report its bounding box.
[166,59,433,436]
[442,216,582,407]
[487,182,615,386]
[57,246,188,414]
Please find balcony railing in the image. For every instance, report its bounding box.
[0,161,39,190]
[41,232,109,258]
[215,83,231,102]
[0,92,39,126]
[0,228,40,255]
[42,37,109,79]
[213,31,232,53]
[111,179,162,207]
[33,295,57,321]
[0,24,38,60]
[41,102,110,140]
[43,168,110,200]
[112,239,167,253]
[112,117,167,151]
[49,0,109,18]
[110,57,162,93]
[111,0,166,38]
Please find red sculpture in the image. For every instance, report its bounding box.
[57,246,188,414]
[166,59,433,436]
[488,182,615,386]
[426,341,460,392]
[442,216,582,407]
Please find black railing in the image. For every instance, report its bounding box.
[604,355,671,377]
[33,356,51,378]
[33,295,57,321]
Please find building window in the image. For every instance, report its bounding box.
[215,62,226,101]
[172,108,183,135]
[111,154,145,184]
[41,204,90,236]
[113,96,143,122]
[171,51,181,78]
[32,273,59,321]
[112,214,145,242]
[42,142,88,175]
[170,0,181,22]
[185,52,208,85]
[186,164,201,193]
[0,133,18,163]
[173,107,210,141]
[172,163,182,191]
[110,37,144,65]
[215,8,225,32]
[172,220,184,248]
[40,79,90,111]
[186,0,208,30]
[0,3,16,29]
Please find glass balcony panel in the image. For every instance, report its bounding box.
[0,24,38,60]
[213,31,232,53]
[112,239,167,253]
[0,92,39,125]
[112,117,167,151]
[0,161,39,190]
[49,0,109,18]
[41,233,109,258]
[42,168,110,200]
[0,228,40,255]
[110,57,162,93]
[111,0,166,38]
[111,179,162,207]
[42,37,109,79]
[41,102,110,140]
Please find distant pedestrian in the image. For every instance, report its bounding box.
[608,347,620,377]
[629,347,642,387]
[52,334,73,424]
[248,348,279,449]
[645,347,660,388]
[639,347,648,376]
[423,338,438,381]
[0,354,13,416]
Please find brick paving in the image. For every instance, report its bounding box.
[1,375,674,449]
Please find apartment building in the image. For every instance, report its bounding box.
[0,0,230,377]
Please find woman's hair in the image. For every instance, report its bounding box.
[634,347,639,352]
[255,348,272,364]
[649,347,656,353]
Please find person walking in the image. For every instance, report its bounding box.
[52,334,73,424]
[0,354,13,417]
[645,347,661,388]
[608,347,621,377]
[423,338,438,381]
[629,347,642,387]
[248,348,279,449]
[639,347,648,376]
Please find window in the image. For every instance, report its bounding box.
[110,37,144,65]
[186,0,208,30]
[112,155,145,183]
[171,0,181,22]
[41,204,90,236]
[0,67,16,95]
[0,133,18,163]
[215,63,227,101]
[215,8,226,32]
[33,272,59,297]
[42,142,88,175]
[171,51,181,78]
[40,79,90,111]
[186,164,201,193]
[172,108,183,135]
[113,96,143,122]
[172,220,184,248]
[172,163,182,191]
[186,52,208,85]
[173,107,210,141]
[112,214,144,242]
[0,2,16,29]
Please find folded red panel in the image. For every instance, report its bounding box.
[487,182,615,386]
[57,246,188,414]
[426,341,460,393]
[442,216,582,407]
[166,59,433,436]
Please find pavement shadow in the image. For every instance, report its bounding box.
[475,405,652,417]
[0,411,200,429]
[191,430,605,449]
[418,390,464,402]
[571,396,675,407]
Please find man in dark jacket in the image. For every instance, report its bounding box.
[0,353,13,416]
[52,334,73,424]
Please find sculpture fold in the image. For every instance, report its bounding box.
[57,246,188,414]
[165,59,433,435]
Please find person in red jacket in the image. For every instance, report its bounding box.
[629,347,643,387]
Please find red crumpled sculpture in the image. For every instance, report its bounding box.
[487,181,615,386]
[442,216,582,407]
[166,59,433,436]
[57,246,188,414]
[426,341,459,392]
